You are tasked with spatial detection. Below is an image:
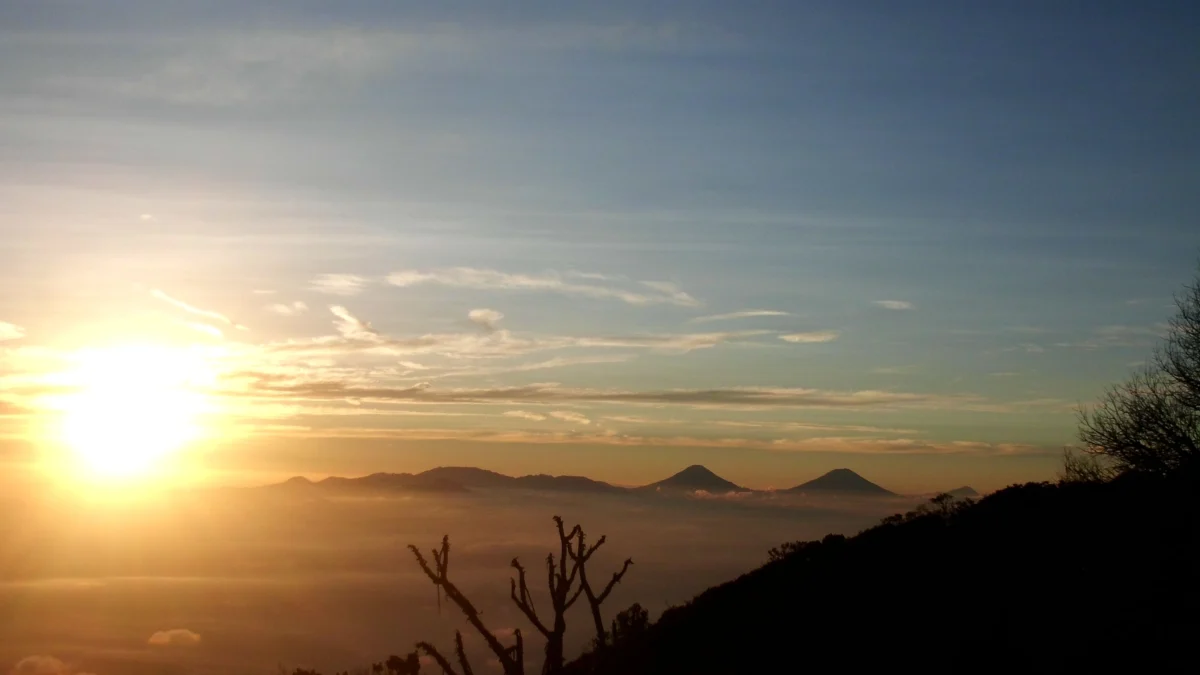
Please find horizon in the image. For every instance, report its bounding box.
[251,463,962,495]
[2,3,1199,673]
[3,2,1199,496]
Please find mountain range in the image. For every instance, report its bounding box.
[268,465,954,498]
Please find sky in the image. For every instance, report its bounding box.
[1,0,1198,493]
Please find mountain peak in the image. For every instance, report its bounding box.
[786,468,894,496]
[643,465,749,492]
[947,486,980,498]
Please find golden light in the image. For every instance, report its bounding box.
[45,344,218,482]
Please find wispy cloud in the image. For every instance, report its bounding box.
[8,655,96,675]
[228,378,987,412]
[0,323,25,341]
[1054,324,1168,350]
[267,301,308,316]
[503,410,547,422]
[871,365,917,375]
[257,425,1044,457]
[183,322,224,339]
[549,410,591,425]
[329,306,380,341]
[265,304,767,358]
[148,629,202,647]
[311,274,368,296]
[779,331,839,343]
[689,310,791,324]
[151,289,247,330]
[872,300,914,310]
[387,267,701,306]
[468,308,505,331]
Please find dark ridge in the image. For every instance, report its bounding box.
[514,474,625,493]
[641,465,749,492]
[784,468,895,495]
[317,472,468,493]
[417,466,515,488]
[565,472,1200,673]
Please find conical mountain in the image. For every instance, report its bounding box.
[642,465,749,492]
[785,468,894,496]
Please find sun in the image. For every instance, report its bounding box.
[49,344,216,481]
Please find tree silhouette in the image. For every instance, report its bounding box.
[1078,263,1200,475]
[409,516,633,675]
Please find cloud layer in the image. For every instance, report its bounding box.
[387,268,701,306]
[148,628,202,647]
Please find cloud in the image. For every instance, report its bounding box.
[148,628,202,647]
[151,289,247,330]
[779,331,839,343]
[569,331,769,352]
[689,310,791,324]
[872,300,914,310]
[266,306,766,358]
[386,267,700,306]
[871,365,917,375]
[259,425,1045,457]
[267,301,308,316]
[311,274,368,296]
[603,415,680,424]
[432,355,638,380]
[504,410,547,422]
[230,378,979,412]
[8,656,95,675]
[0,322,26,341]
[1054,324,1168,350]
[549,410,591,425]
[183,322,224,339]
[329,306,380,342]
[468,308,504,331]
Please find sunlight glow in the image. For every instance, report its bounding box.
[47,344,218,481]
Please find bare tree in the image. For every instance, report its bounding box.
[410,536,525,675]
[409,516,633,675]
[1078,263,1200,475]
[1058,447,1119,484]
[567,528,633,651]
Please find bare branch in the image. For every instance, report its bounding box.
[510,559,551,637]
[454,632,475,675]
[417,641,460,675]
[408,538,522,675]
[596,558,634,605]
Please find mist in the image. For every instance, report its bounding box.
[0,485,910,674]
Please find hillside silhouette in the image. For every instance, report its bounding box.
[269,465,922,498]
[564,470,1200,673]
[638,465,749,493]
[783,467,894,495]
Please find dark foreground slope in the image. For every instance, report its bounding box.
[567,471,1200,674]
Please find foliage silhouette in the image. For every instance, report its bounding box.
[1079,263,1200,475]
[563,471,1200,673]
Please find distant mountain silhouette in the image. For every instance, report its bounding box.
[511,473,626,493]
[316,472,468,493]
[784,468,895,496]
[416,466,514,488]
[641,465,749,492]
[266,465,917,498]
[417,466,625,493]
[947,485,980,498]
[268,467,625,495]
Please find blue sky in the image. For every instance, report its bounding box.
[1,1,1198,492]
